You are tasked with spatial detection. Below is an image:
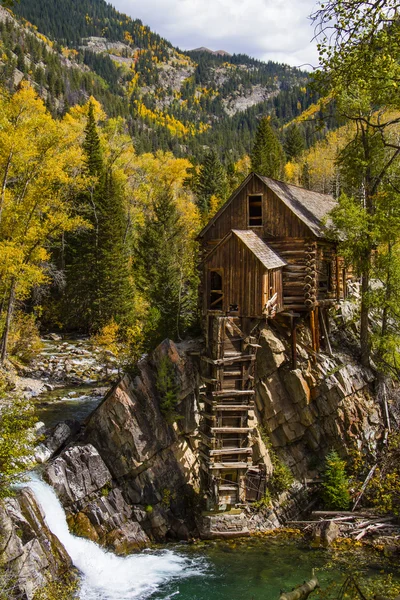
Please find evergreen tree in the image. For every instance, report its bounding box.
[194,150,228,214]
[284,124,304,161]
[250,117,285,179]
[83,101,103,176]
[321,450,351,510]
[96,169,133,329]
[135,188,185,347]
[64,103,132,331]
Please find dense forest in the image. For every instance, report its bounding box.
[0,0,339,161]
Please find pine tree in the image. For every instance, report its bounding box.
[83,101,103,176]
[284,124,304,161]
[135,188,185,347]
[96,169,133,329]
[250,117,285,179]
[64,103,132,332]
[194,150,228,214]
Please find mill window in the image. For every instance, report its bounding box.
[209,270,223,310]
[248,195,263,226]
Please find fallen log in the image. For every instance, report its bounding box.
[279,571,319,600]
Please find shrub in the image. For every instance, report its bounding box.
[156,355,180,421]
[8,311,43,364]
[259,427,294,499]
[321,450,351,510]
[0,396,37,498]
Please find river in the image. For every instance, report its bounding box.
[25,338,400,600]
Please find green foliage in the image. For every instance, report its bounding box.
[7,311,43,364]
[193,150,229,214]
[156,355,180,420]
[64,105,133,333]
[321,450,351,510]
[161,487,176,508]
[253,489,272,510]
[135,187,195,347]
[284,124,304,161]
[250,117,285,179]
[259,427,294,499]
[0,396,37,498]
[363,433,400,516]
[33,575,78,600]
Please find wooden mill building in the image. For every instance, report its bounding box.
[197,172,345,508]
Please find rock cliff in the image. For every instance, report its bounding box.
[253,318,382,478]
[11,310,384,563]
[0,487,72,599]
[43,338,202,552]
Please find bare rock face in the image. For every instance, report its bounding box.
[43,338,201,549]
[44,443,150,553]
[46,444,112,503]
[255,322,382,477]
[0,488,71,599]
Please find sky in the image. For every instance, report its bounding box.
[111,0,320,69]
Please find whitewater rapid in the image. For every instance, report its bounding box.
[27,474,206,600]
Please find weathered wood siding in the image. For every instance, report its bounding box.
[203,234,283,317]
[201,176,311,247]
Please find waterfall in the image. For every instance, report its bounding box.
[27,474,205,599]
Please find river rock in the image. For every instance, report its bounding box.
[45,444,112,503]
[35,420,81,464]
[0,488,71,599]
[311,520,340,548]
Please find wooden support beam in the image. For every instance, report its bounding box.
[209,462,250,470]
[212,389,255,397]
[211,427,252,433]
[319,308,333,356]
[215,405,253,411]
[291,315,297,370]
[210,448,253,456]
[201,355,256,366]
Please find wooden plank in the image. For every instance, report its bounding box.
[212,390,255,397]
[210,448,253,456]
[201,355,256,366]
[211,427,252,433]
[209,462,250,469]
[215,405,253,411]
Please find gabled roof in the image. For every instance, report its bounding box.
[203,229,286,270]
[257,175,337,238]
[198,173,337,239]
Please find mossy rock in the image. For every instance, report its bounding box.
[67,512,99,542]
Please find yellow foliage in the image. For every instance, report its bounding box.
[284,161,299,183]
[0,82,87,309]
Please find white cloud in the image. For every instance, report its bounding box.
[111,0,320,69]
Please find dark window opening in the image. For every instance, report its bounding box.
[210,270,223,310]
[248,195,262,226]
[318,260,332,292]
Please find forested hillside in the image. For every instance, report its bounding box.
[0,0,337,160]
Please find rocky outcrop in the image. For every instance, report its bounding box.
[42,339,202,550]
[0,488,71,599]
[255,321,382,477]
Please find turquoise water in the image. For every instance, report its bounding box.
[149,537,400,600]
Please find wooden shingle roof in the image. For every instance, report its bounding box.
[257,176,337,238]
[202,229,286,270]
[198,173,337,239]
[232,230,286,269]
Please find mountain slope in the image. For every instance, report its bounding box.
[1,0,333,159]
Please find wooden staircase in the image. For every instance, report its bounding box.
[200,316,259,507]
